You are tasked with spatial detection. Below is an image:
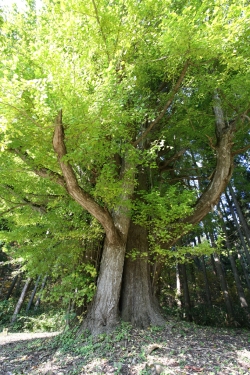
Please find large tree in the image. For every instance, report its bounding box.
[0,0,249,333]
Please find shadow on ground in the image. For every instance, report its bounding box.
[1,321,250,374]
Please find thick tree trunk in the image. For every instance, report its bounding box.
[120,222,165,328]
[83,236,127,334]
[53,114,135,334]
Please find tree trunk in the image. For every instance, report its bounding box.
[120,222,165,328]
[26,275,41,312]
[83,235,127,334]
[201,255,212,307]
[14,275,23,297]
[53,116,135,334]
[228,182,250,248]
[180,263,192,321]
[11,277,32,324]
[213,252,233,317]
[228,251,249,309]
[175,263,182,308]
[218,202,249,311]
[5,275,18,300]
[34,275,47,309]
[237,252,250,290]
[225,191,250,266]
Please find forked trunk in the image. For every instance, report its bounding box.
[120,222,165,328]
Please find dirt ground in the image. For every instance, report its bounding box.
[1,321,250,374]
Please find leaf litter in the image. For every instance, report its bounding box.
[0,319,250,374]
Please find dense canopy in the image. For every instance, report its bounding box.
[0,0,249,333]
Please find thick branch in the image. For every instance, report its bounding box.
[158,148,186,172]
[53,111,119,243]
[232,143,250,155]
[2,185,47,214]
[133,60,190,146]
[9,148,66,188]
[183,94,235,225]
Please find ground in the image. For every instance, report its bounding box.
[0,320,250,375]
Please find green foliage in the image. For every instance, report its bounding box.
[0,298,16,326]
[19,309,65,332]
[133,185,195,254]
[0,298,65,332]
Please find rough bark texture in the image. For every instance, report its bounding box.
[120,222,165,328]
[51,93,236,333]
[83,237,127,334]
[53,111,134,333]
[53,111,118,244]
[183,94,235,225]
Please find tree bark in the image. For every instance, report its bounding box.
[180,263,192,321]
[152,96,235,291]
[175,263,182,308]
[213,252,233,317]
[183,92,235,225]
[51,97,236,333]
[26,275,41,312]
[11,277,32,324]
[5,275,18,300]
[225,191,250,265]
[218,202,249,310]
[237,252,250,290]
[34,275,47,309]
[120,222,165,328]
[53,112,135,334]
[83,237,127,333]
[228,182,250,248]
[201,255,212,308]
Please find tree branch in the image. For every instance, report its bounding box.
[133,60,190,146]
[53,110,119,243]
[9,148,66,188]
[2,185,47,214]
[232,143,250,155]
[183,93,236,225]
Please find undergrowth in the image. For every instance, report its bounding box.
[0,298,65,332]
